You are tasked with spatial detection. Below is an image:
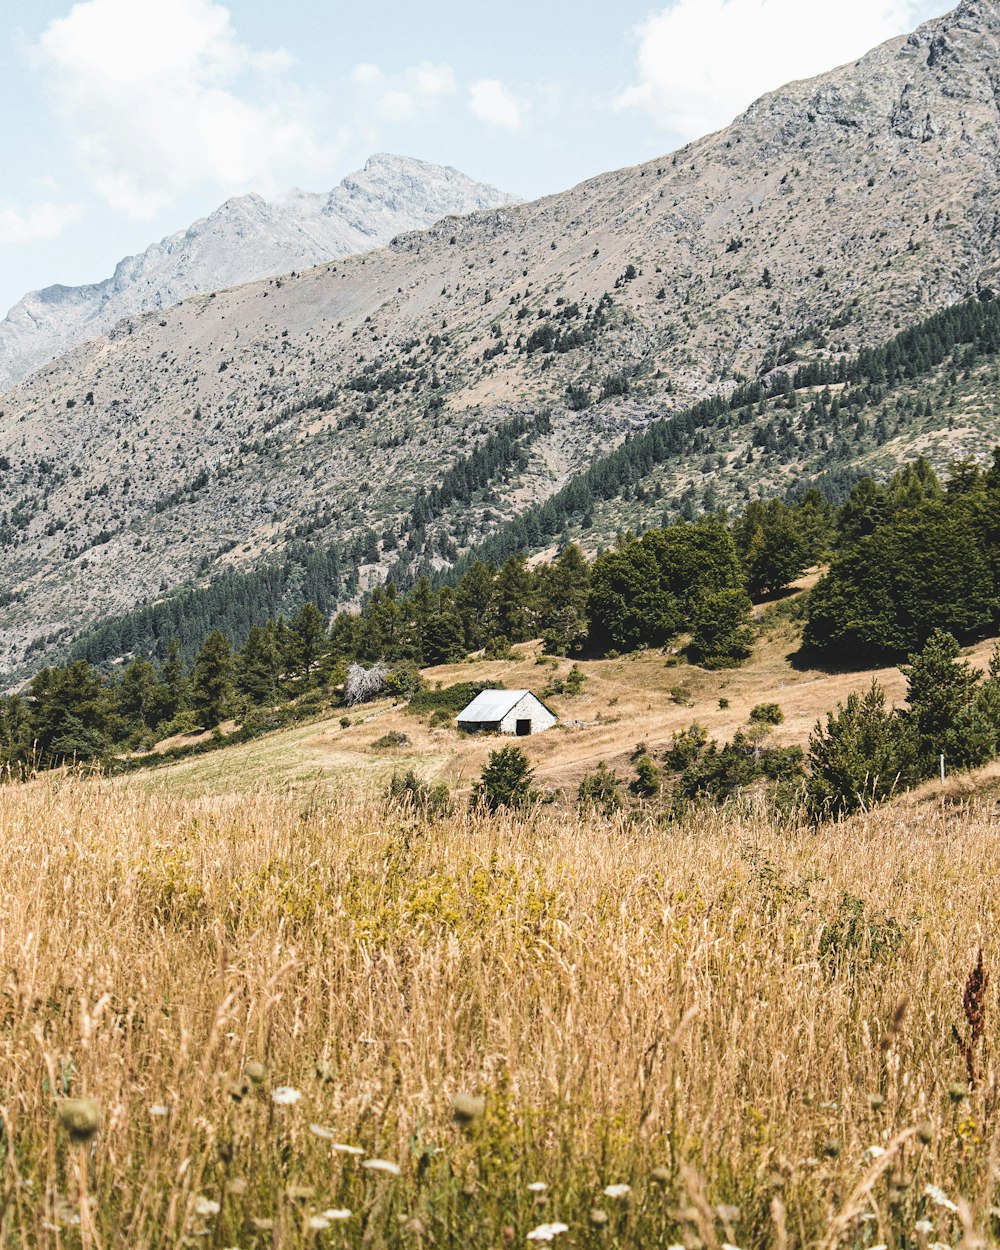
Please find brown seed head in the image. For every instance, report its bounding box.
[57,1098,100,1143]
[452,1092,485,1125]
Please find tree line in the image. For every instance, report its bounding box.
[7,450,995,773]
[56,294,1000,679]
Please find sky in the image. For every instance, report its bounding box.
[0,0,950,314]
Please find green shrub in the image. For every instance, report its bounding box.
[484,636,514,660]
[387,769,452,818]
[750,703,784,725]
[806,681,905,819]
[156,710,199,738]
[471,745,537,812]
[819,892,902,970]
[578,762,623,815]
[544,664,587,697]
[631,754,661,798]
[665,724,709,771]
[385,663,427,700]
[676,731,805,806]
[409,681,502,716]
[371,731,410,751]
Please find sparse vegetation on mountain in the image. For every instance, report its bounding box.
[6,451,1000,791]
[11,0,1000,672]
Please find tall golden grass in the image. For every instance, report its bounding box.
[0,774,996,1247]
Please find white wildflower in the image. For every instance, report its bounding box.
[603,1184,631,1199]
[862,1145,886,1163]
[722,1244,744,1250]
[527,1182,548,1192]
[271,1087,301,1106]
[309,1124,334,1139]
[321,1209,352,1220]
[194,1197,220,1218]
[915,1219,934,1234]
[308,1216,331,1231]
[362,1159,401,1176]
[333,1143,365,1155]
[929,1243,951,1250]
[149,1104,169,1117]
[527,1224,569,1242]
[925,1184,958,1214]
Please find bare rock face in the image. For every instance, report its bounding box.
[0,155,519,393]
[3,1,1000,670]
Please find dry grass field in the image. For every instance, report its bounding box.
[1,769,999,1249]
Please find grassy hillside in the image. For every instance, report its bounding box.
[132,598,1000,804]
[2,770,998,1249]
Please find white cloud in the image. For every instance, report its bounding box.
[469,79,525,131]
[33,0,335,219]
[618,0,929,141]
[351,61,458,124]
[0,201,83,246]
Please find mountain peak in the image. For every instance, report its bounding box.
[0,156,518,393]
[7,2,1000,665]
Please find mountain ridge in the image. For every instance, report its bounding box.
[0,154,519,393]
[2,0,1000,671]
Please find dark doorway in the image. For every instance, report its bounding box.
[515,719,531,737]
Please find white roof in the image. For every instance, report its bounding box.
[457,689,533,722]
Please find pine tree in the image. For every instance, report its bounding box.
[632,754,661,797]
[28,660,110,764]
[403,577,437,663]
[901,630,993,773]
[422,586,466,665]
[494,556,537,642]
[289,603,327,678]
[471,745,537,812]
[237,624,281,706]
[736,499,809,597]
[806,681,904,818]
[116,659,170,732]
[536,544,590,654]
[191,631,235,729]
[578,762,623,814]
[454,562,498,650]
[160,638,190,718]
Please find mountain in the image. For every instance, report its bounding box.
[3,0,1000,673]
[0,154,519,393]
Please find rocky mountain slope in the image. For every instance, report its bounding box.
[0,154,518,393]
[3,0,1000,672]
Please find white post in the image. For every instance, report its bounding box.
[940,753,946,785]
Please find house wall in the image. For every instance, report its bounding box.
[497,694,558,736]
